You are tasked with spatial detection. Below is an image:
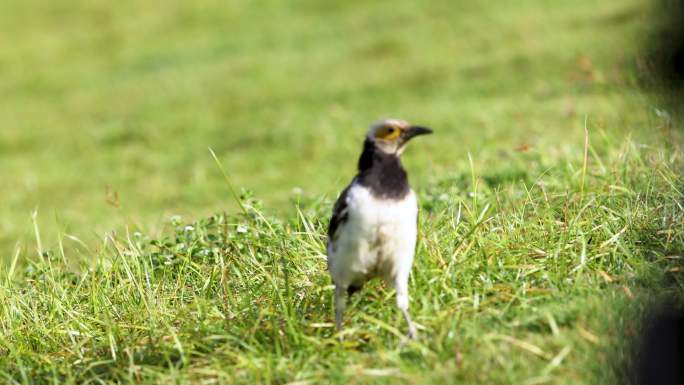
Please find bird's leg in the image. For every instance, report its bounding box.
[400,307,417,340]
[395,279,417,339]
[334,285,346,333]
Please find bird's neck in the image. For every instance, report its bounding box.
[356,139,410,199]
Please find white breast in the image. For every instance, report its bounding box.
[328,183,418,288]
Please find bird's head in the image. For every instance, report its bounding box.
[367,118,433,155]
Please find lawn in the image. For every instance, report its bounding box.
[1,0,683,383]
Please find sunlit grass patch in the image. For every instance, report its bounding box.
[1,135,681,384]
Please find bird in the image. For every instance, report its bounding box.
[326,118,432,339]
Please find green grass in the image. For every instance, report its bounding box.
[1,137,682,384]
[0,0,660,252]
[1,0,684,383]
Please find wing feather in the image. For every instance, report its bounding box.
[327,179,355,249]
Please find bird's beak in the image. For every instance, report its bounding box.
[403,126,433,141]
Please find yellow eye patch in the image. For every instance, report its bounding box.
[374,126,401,141]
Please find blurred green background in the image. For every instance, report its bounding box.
[0,0,656,257]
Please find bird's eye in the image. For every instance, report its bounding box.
[374,125,400,140]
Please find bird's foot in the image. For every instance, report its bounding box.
[407,324,417,340]
[399,326,418,348]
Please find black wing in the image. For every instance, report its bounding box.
[327,180,354,244]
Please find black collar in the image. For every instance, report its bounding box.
[356,138,410,199]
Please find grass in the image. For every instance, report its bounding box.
[1,136,682,384]
[1,0,683,383]
[0,0,660,252]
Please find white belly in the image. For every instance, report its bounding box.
[328,184,418,287]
